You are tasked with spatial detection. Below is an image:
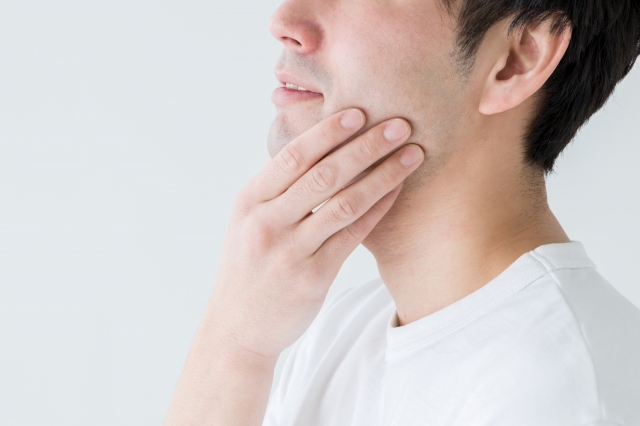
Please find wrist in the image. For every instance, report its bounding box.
[200,306,280,372]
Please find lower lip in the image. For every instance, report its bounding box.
[272,87,323,104]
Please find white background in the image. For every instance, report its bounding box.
[0,1,638,425]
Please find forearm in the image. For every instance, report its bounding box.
[164,306,278,426]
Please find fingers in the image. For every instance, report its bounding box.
[295,144,425,254]
[270,118,412,225]
[245,109,366,203]
[312,182,404,270]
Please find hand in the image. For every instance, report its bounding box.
[209,108,424,361]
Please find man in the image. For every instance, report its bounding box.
[164,0,640,425]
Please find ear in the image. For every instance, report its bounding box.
[479,19,571,115]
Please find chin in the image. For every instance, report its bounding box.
[267,119,295,158]
[267,108,325,157]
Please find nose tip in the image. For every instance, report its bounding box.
[269,3,322,54]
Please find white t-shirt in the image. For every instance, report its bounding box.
[263,241,640,426]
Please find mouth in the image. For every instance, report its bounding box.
[282,82,313,92]
[273,79,324,105]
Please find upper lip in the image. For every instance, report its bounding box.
[275,71,323,94]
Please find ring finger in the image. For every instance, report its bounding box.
[294,143,425,254]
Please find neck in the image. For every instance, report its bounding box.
[363,135,570,326]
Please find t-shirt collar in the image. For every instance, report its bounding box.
[384,241,596,362]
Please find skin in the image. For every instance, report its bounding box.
[268,0,572,323]
[267,0,463,183]
[164,0,573,424]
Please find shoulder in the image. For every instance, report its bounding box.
[452,267,640,425]
[504,257,640,372]
[550,267,640,425]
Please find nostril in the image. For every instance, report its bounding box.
[283,36,303,47]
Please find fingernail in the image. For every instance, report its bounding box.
[399,145,424,168]
[341,109,364,129]
[384,119,410,143]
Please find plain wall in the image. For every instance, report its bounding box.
[0,1,638,425]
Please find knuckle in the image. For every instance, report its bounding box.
[370,200,387,216]
[332,196,358,222]
[245,214,276,251]
[309,163,337,193]
[379,163,401,185]
[232,189,254,216]
[278,145,306,173]
[344,219,367,240]
[358,132,379,158]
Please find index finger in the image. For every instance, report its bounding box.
[245,108,366,203]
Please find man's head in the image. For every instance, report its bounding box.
[267,0,640,183]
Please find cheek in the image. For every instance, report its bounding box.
[326,7,452,112]
[320,4,464,161]
[327,28,456,130]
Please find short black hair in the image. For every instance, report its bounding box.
[442,0,640,173]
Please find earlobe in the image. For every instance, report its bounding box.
[479,21,571,116]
